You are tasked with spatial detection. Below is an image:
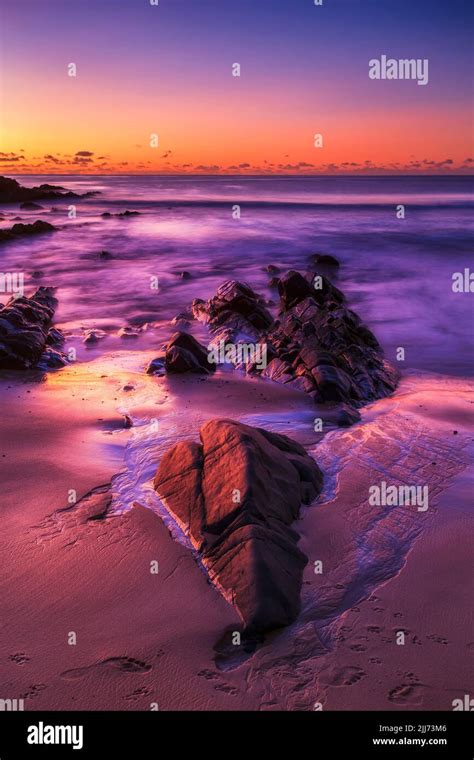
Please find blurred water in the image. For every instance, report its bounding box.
[1,174,472,375]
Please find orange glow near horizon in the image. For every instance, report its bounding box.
[1,1,472,175]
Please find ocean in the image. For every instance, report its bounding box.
[1,174,472,376]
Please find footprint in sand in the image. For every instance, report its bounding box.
[324,666,367,687]
[20,683,46,699]
[388,684,425,706]
[214,683,238,695]
[9,652,30,665]
[427,634,449,645]
[125,686,153,702]
[61,657,152,680]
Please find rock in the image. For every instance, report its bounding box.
[101,210,140,218]
[20,201,44,210]
[164,331,215,374]
[266,264,280,274]
[83,329,106,345]
[46,327,65,346]
[197,272,399,419]
[0,176,95,203]
[336,404,361,426]
[170,311,192,325]
[36,347,68,370]
[0,287,60,369]
[0,220,56,243]
[192,281,273,351]
[99,250,113,260]
[146,356,166,376]
[173,270,191,280]
[117,326,140,339]
[311,253,340,268]
[154,419,323,634]
[279,270,344,310]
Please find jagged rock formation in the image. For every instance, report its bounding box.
[154,419,323,634]
[0,287,65,370]
[192,271,399,412]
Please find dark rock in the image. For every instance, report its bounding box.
[99,250,113,260]
[146,356,166,376]
[0,287,60,369]
[164,331,215,374]
[266,264,280,274]
[193,281,273,348]
[117,326,139,339]
[311,253,340,268]
[101,210,140,218]
[154,419,323,634]
[36,347,68,370]
[83,329,106,345]
[197,272,399,419]
[0,220,56,243]
[0,176,94,203]
[171,311,192,325]
[46,327,65,346]
[20,201,44,210]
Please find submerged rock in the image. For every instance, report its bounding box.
[165,331,215,374]
[0,287,61,369]
[19,201,44,210]
[0,220,56,243]
[154,419,323,634]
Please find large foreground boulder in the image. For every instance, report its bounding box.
[154,419,323,634]
[0,287,62,369]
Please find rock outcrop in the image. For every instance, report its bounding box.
[0,176,96,203]
[164,331,215,374]
[0,287,64,370]
[0,177,97,203]
[154,419,323,634]
[0,220,56,243]
[193,271,399,413]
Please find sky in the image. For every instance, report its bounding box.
[0,0,472,175]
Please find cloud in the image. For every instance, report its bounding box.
[75,150,94,157]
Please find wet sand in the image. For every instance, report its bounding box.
[1,358,472,710]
